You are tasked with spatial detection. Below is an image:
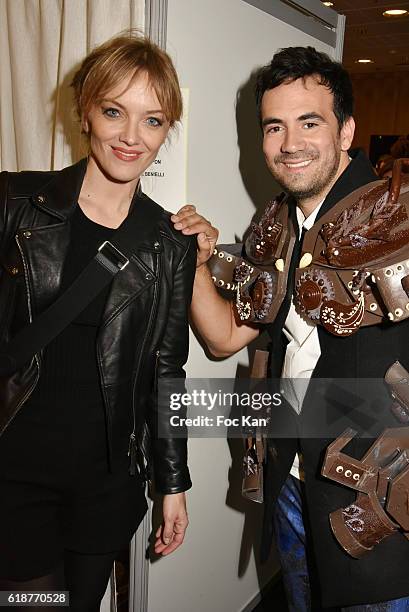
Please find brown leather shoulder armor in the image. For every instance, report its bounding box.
[208,159,409,336]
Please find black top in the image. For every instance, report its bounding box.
[21,205,115,424]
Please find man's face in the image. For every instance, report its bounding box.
[261,76,354,203]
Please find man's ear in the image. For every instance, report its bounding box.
[340,116,355,151]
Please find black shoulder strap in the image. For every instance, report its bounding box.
[0,195,163,377]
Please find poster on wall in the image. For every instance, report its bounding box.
[141,88,189,212]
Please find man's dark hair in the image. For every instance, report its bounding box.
[255,46,353,129]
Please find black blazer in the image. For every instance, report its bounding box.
[262,150,409,607]
[0,159,196,495]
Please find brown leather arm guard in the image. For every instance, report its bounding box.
[321,426,409,558]
[321,361,409,558]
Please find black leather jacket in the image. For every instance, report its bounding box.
[0,159,195,494]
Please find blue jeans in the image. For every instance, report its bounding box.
[273,475,409,611]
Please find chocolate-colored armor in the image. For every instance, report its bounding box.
[208,159,409,335]
[321,361,409,558]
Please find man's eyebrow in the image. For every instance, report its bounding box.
[261,117,283,128]
[297,112,325,122]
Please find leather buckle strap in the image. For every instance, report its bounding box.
[96,240,129,273]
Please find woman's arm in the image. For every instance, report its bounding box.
[151,234,196,555]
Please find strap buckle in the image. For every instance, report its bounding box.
[97,241,129,272]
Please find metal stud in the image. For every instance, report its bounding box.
[388,312,394,321]
[395,308,403,318]
[370,303,377,311]
[371,275,376,283]
[145,273,152,280]
[213,248,218,255]
[218,252,224,258]
[345,470,352,478]
[226,256,233,262]
[336,465,344,474]
[275,259,284,272]
[37,195,45,203]
[217,280,225,287]
[11,267,19,275]
[299,253,313,268]
[353,473,360,481]
[385,268,393,277]
[397,264,404,272]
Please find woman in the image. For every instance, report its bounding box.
[0,33,195,610]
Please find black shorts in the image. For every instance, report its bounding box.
[0,414,147,581]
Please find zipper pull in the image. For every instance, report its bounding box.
[128,432,137,476]
[128,431,135,456]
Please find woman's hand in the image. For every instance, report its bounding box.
[154,492,189,556]
[171,205,219,268]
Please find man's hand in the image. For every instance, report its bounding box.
[171,205,219,268]
[154,492,188,556]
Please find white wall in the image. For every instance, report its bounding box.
[147,2,335,611]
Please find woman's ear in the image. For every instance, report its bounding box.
[82,116,89,134]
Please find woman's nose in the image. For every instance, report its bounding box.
[119,121,140,146]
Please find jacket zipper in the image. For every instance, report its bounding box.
[4,234,41,424]
[128,253,161,476]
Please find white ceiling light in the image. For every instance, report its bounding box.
[357,59,374,63]
[383,9,408,17]
[322,1,334,6]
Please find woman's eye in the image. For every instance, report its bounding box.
[146,117,162,127]
[103,107,121,118]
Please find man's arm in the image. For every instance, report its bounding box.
[171,206,259,357]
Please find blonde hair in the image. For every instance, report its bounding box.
[71,31,182,127]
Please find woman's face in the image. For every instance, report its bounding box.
[85,72,170,184]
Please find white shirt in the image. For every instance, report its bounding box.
[281,201,324,479]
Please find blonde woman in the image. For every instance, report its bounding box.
[0,33,194,610]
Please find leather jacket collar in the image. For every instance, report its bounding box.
[29,157,165,252]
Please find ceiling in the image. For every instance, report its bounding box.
[328,0,409,71]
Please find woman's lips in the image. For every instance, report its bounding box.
[111,147,142,162]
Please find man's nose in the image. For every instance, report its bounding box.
[281,128,305,154]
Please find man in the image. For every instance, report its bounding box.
[172,47,409,610]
